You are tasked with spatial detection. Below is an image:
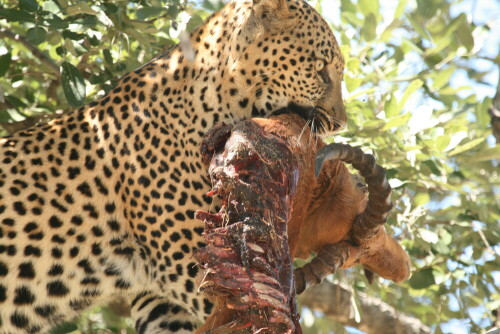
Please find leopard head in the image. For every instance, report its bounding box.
[226,0,346,134]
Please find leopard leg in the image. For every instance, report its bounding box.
[130,292,200,334]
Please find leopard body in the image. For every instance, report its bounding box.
[0,0,344,332]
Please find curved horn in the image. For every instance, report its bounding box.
[295,144,393,294]
[315,143,392,237]
[294,242,350,295]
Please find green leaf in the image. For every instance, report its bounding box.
[414,193,430,206]
[433,240,450,255]
[380,19,403,42]
[359,0,379,17]
[406,14,431,41]
[361,13,377,41]
[345,75,362,92]
[60,61,86,107]
[435,135,450,151]
[345,58,361,72]
[476,98,491,128]
[20,0,39,12]
[399,79,423,110]
[0,53,12,77]
[26,27,47,45]
[342,12,364,28]
[187,15,204,32]
[62,30,85,40]
[401,38,423,55]
[166,5,181,19]
[0,9,35,22]
[136,7,163,21]
[433,66,455,91]
[0,109,14,122]
[382,113,411,131]
[418,228,438,244]
[103,49,113,65]
[42,1,61,14]
[103,3,118,14]
[469,146,500,162]
[202,0,225,11]
[340,0,356,14]
[394,0,408,19]
[409,268,436,289]
[46,15,69,29]
[457,19,474,51]
[385,95,399,117]
[49,321,78,334]
[416,0,440,19]
[362,118,385,130]
[438,229,452,245]
[66,2,97,16]
[448,137,485,156]
[5,95,28,109]
[422,160,441,176]
[81,15,98,27]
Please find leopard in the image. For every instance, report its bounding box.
[0,0,345,333]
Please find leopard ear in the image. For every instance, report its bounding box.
[251,0,295,32]
[230,0,295,60]
[252,0,288,15]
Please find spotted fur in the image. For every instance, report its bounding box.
[0,0,344,332]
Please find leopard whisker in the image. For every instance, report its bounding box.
[308,118,316,146]
[297,118,312,143]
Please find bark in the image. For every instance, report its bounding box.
[489,63,500,144]
[299,281,432,334]
[491,308,499,332]
[0,115,52,135]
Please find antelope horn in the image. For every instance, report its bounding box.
[315,143,392,238]
[295,144,393,294]
[294,242,350,295]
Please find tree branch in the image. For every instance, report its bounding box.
[424,219,456,226]
[489,63,500,144]
[0,28,60,75]
[299,281,432,334]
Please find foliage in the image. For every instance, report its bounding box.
[312,0,499,333]
[0,0,220,130]
[0,0,498,333]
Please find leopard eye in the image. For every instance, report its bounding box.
[315,59,331,84]
[314,59,325,72]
